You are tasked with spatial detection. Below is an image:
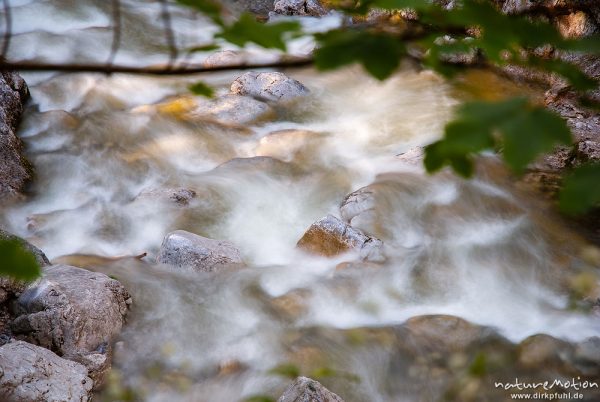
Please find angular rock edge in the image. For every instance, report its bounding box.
[278,376,345,402]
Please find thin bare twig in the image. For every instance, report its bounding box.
[159,0,178,69]
[1,0,11,58]
[106,0,122,67]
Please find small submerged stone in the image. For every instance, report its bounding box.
[134,187,197,206]
[191,94,275,126]
[256,129,323,162]
[230,71,310,103]
[297,215,385,262]
[203,50,247,68]
[278,376,345,402]
[157,230,244,272]
[0,341,93,402]
[213,156,299,177]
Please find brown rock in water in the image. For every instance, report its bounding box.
[0,341,93,402]
[157,230,244,272]
[517,334,574,370]
[297,215,385,262]
[11,265,131,387]
[400,315,491,352]
[0,71,31,202]
[556,11,598,38]
[278,376,345,402]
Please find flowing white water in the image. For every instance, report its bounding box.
[1,1,599,401]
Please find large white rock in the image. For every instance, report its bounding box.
[157,230,244,272]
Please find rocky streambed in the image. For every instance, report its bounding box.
[0,1,599,401]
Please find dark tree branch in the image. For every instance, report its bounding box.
[0,57,314,75]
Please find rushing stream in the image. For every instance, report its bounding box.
[2,1,600,401]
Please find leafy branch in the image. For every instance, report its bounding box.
[175,0,600,214]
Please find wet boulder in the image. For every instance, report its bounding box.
[0,72,31,202]
[517,334,574,371]
[297,215,385,262]
[157,230,244,272]
[11,265,131,385]
[273,0,327,17]
[573,336,600,376]
[399,314,495,352]
[0,340,93,402]
[278,376,345,402]
[230,71,310,103]
[191,94,274,126]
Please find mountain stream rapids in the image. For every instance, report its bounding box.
[1,1,600,401]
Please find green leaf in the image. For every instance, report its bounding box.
[0,239,42,281]
[527,57,598,91]
[218,13,301,51]
[559,163,600,215]
[186,44,220,53]
[425,97,572,176]
[314,30,405,80]
[501,107,571,173]
[557,35,600,54]
[176,0,223,25]
[425,98,523,176]
[268,363,300,379]
[188,81,214,97]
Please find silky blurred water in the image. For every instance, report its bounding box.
[1,1,599,401]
